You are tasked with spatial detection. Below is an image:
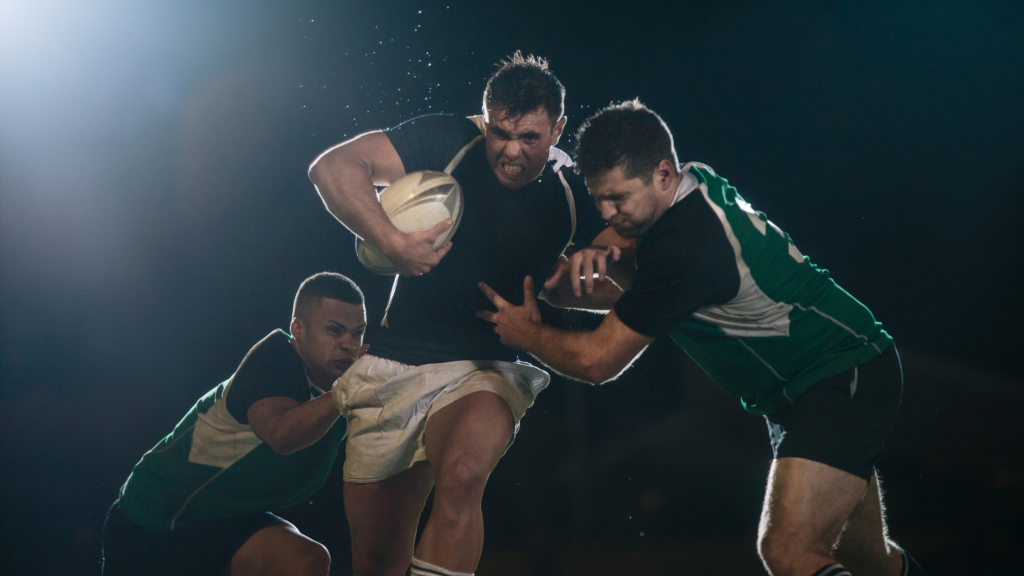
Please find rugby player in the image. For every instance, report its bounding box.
[479,100,926,576]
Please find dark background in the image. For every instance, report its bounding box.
[2,1,1022,574]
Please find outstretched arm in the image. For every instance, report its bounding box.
[308,132,453,276]
[478,277,653,384]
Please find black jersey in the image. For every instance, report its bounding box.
[372,114,606,365]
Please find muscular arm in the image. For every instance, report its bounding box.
[308,132,407,254]
[308,132,453,275]
[247,393,341,456]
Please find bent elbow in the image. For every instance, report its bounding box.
[579,359,621,386]
[264,436,300,456]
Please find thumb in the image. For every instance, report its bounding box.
[426,218,454,241]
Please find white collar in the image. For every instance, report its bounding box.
[670,170,700,206]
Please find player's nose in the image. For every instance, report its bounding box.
[504,139,522,158]
[599,202,617,220]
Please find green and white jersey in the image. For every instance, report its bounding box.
[117,330,347,532]
[614,165,893,415]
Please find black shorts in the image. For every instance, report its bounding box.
[101,500,288,576]
[764,344,903,480]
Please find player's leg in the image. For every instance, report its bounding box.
[344,461,435,576]
[759,346,917,575]
[414,390,515,573]
[831,472,905,574]
[758,457,903,576]
[229,519,330,576]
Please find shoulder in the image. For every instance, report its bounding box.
[239,330,300,372]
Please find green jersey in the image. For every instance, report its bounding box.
[614,165,892,415]
[117,330,347,532]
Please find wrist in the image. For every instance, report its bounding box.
[375,226,407,258]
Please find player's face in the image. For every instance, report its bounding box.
[484,107,566,189]
[291,297,366,389]
[586,166,664,238]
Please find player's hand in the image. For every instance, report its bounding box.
[544,245,622,297]
[476,276,542,351]
[383,218,454,276]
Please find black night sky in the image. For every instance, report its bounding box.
[1,1,1022,574]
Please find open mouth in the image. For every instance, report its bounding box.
[500,162,524,176]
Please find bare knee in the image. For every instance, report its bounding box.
[758,528,831,576]
[292,539,331,576]
[434,453,489,498]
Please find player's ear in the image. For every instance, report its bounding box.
[656,159,676,190]
[290,316,305,342]
[551,115,567,144]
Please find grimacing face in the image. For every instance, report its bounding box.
[585,165,666,238]
[484,107,565,189]
[290,297,366,389]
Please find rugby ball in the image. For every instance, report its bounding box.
[356,170,464,274]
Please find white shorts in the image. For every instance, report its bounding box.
[331,354,550,483]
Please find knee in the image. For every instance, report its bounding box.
[293,540,331,576]
[757,529,803,576]
[434,454,489,499]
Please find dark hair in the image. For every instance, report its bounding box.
[292,272,364,321]
[483,51,565,124]
[574,99,678,183]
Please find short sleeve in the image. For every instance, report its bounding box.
[613,196,740,338]
[225,330,310,424]
[562,168,607,247]
[386,114,483,174]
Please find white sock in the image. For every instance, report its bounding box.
[409,556,474,576]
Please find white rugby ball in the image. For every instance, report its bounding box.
[356,170,463,274]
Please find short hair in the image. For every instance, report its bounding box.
[292,272,364,321]
[574,99,679,183]
[483,51,565,124]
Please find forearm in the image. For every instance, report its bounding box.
[259,394,341,455]
[524,325,613,384]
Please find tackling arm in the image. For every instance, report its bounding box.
[247,394,341,456]
[478,277,653,384]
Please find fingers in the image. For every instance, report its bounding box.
[570,252,584,297]
[477,282,509,308]
[582,253,595,295]
[523,276,536,303]
[544,257,570,290]
[435,240,453,258]
[475,309,496,324]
